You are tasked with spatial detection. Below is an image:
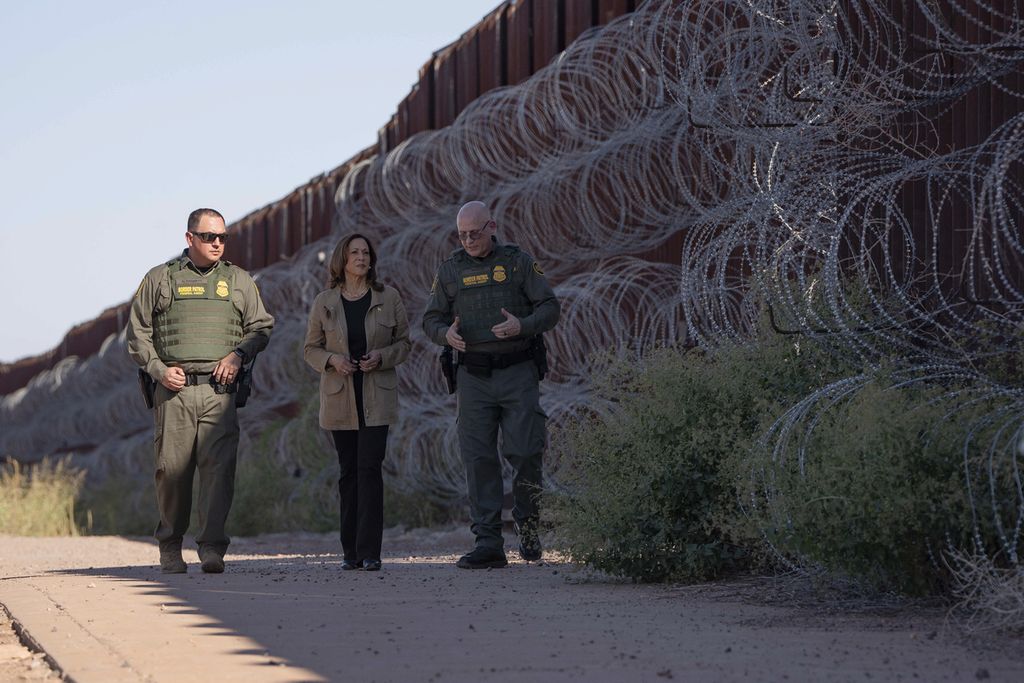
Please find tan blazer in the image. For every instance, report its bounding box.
[303,285,410,430]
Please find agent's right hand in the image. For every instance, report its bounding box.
[445,316,466,352]
[328,354,359,376]
[161,367,186,392]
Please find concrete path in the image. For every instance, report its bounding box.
[1,529,1021,682]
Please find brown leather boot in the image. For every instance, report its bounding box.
[159,544,187,574]
[198,545,225,574]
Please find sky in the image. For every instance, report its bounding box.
[0,0,496,363]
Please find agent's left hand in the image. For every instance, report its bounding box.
[359,350,383,372]
[491,308,522,340]
[214,352,243,384]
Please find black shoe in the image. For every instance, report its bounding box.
[362,559,382,571]
[198,546,225,574]
[341,559,360,571]
[159,546,187,574]
[456,547,508,569]
[515,520,543,562]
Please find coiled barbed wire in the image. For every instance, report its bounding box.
[1,1,1020,560]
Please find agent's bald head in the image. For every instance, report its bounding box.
[456,201,491,230]
[456,201,496,258]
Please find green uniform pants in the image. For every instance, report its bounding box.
[152,382,239,552]
[456,360,546,550]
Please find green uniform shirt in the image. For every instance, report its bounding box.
[127,251,275,380]
[422,239,559,353]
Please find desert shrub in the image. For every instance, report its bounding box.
[76,472,154,535]
[0,457,84,536]
[740,379,998,594]
[550,334,850,582]
[383,486,458,530]
[230,392,337,535]
[229,430,298,536]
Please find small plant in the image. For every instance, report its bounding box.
[0,456,84,536]
[948,549,1024,635]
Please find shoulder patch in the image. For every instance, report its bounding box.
[532,262,544,275]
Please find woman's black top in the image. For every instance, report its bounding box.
[342,289,372,426]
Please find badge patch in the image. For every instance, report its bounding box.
[216,280,229,298]
[532,262,544,275]
[493,265,507,283]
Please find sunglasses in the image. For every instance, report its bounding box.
[457,220,493,243]
[190,231,229,244]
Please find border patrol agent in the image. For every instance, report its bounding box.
[422,201,560,569]
[127,208,273,574]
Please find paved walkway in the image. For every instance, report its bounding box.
[1,530,1021,682]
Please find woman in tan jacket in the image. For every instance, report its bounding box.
[304,233,410,571]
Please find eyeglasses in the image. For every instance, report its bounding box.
[457,220,493,243]
[190,231,229,244]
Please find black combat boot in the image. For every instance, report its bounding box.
[456,547,508,569]
[515,519,542,562]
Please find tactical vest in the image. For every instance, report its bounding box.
[153,260,243,362]
[453,246,534,344]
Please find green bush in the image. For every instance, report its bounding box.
[740,379,980,593]
[550,334,849,582]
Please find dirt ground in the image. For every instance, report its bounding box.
[0,607,59,681]
[1,527,1022,682]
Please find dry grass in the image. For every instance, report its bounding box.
[0,457,84,536]
[949,549,1024,635]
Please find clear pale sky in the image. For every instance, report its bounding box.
[0,0,495,363]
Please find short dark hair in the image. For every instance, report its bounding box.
[329,233,384,291]
[187,208,225,231]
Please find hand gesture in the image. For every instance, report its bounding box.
[213,352,242,384]
[490,308,521,340]
[161,366,186,392]
[329,354,359,376]
[445,316,466,352]
[359,350,383,372]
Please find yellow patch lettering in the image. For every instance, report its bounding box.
[177,285,206,296]
[462,274,490,286]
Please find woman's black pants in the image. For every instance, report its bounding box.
[331,425,389,562]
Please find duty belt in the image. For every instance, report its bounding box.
[183,372,238,393]
[460,348,533,371]
[183,372,213,386]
